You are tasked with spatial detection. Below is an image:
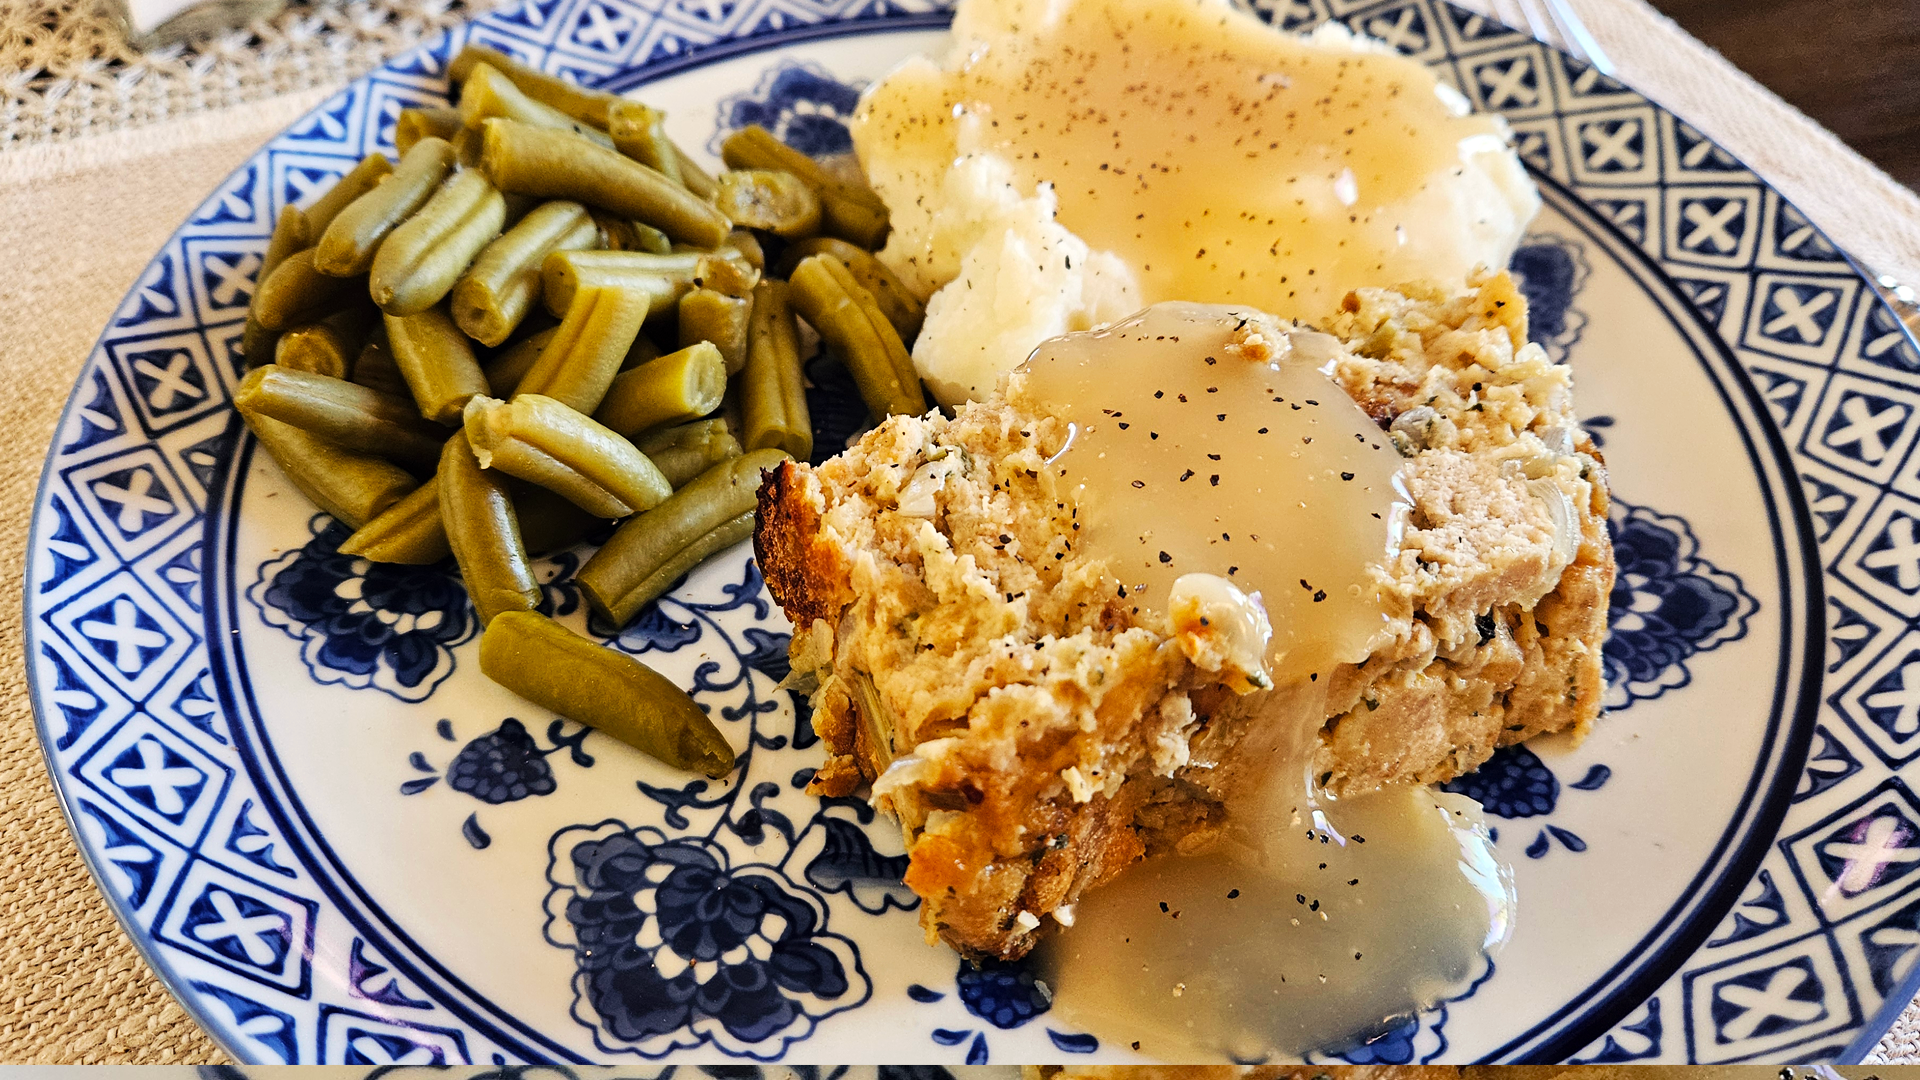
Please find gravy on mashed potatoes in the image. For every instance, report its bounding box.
[853,0,1539,403]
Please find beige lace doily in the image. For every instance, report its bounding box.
[0,0,502,147]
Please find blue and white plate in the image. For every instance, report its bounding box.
[26,0,1920,1064]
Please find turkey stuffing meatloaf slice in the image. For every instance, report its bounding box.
[754,271,1614,961]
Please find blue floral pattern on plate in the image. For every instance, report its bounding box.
[546,822,870,1059]
[1605,498,1759,709]
[1510,234,1590,364]
[400,715,598,848]
[442,719,565,804]
[898,957,1074,1064]
[713,62,866,158]
[1443,744,1612,861]
[248,516,473,702]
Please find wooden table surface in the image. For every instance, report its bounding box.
[1647,0,1920,191]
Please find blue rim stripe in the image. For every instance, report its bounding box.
[1485,170,1824,1063]
[204,429,588,1064]
[25,0,1920,1061]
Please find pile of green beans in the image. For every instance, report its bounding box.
[232,53,933,779]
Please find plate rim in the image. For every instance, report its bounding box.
[204,434,597,1063]
[1482,168,1825,1062]
[22,0,1920,1063]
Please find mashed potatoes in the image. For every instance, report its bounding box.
[852,0,1540,404]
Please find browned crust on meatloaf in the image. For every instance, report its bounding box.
[757,459,836,628]
[755,271,1613,960]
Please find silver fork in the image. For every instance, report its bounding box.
[1488,0,1920,337]
[1495,0,1615,75]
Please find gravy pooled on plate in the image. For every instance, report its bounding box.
[1015,303,1514,1060]
[1035,782,1512,1061]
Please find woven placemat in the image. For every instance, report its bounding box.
[0,92,338,1063]
[0,0,1917,1064]
[0,0,499,147]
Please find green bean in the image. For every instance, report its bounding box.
[715,169,821,239]
[480,119,731,249]
[693,249,760,299]
[593,341,727,437]
[622,332,668,374]
[450,44,620,129]
[235,364,448,473]
[315,138,456,277]
[396,107,463,155]
[242,319,281,368]
[607,100,680,184]
[718,380,745,446]
[370,170,507,316]
[723,229,765,272]
[452,125,485,168]
[272,325,354,380]
[483,325,558,397]
[341,467,601,563]
[262,205,310,285]
[635,420,743,489]
[303,153,396,238]
[513,281,653,414]
[244,204,308,366]
[464,393,671,519]
[458,62,616,150]
[439,434,541,625]
[816,253,922,402]
[539,249,702,318]
[251,248,364,332]
[245,204,306,359]
[677,288,751,375]
[740,280,812,459]
[673,145,717,200]
[479,610,736,776]
[385,307,488,423]
[351,326,411,398]
[515,481,604,555]
[788,254,924,418]
[593,212,672,255]
[338,477,450,564]
[501,191,540,223]
[720,125,887,248]
[577,448,787,626]
[452,201,598,346]
[778,235,923,342]
[245,412,418,530]
[621,329,662,371]
[274,308,372,379]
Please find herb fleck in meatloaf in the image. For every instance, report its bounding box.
[754,271,1614,960]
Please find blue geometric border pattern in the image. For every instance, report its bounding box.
[1292,0,1920,1063]
[18,0,1918,1068]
